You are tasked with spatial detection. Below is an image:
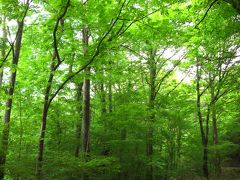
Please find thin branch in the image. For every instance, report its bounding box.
[48,0,127,106]
[212,87,233,104]
[195,0,219,28]
[166,68,191,96]
[20,0,31,23]
[117,8,161,38]
[0,0,31,68]
[154,53,186,96]
[83,0,88,5]
[199,84,210,97]
[156,49,181,77]
[156,47,168,61]
[53,0,70,64]
[115,21,125,36]
[0,48,12,69]
[121,45,147,60]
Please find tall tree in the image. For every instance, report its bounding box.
[0,1,30,178]
[196,57,209,179]
[82,26,90,156]
[75,82,83,157]
[36,0,70,177]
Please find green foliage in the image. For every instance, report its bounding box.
[0,0,239,179]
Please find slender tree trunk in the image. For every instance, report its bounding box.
[18,98,23,159]
[196,58,209,179]
[16,98,23,180]
[146,50,156,180]
[100,83,107,114]
[176,128,182,168]
[81,1,90,179]
[203,106,210,179]
[107,60,113,113]
[212,103,221,176]
[36,1,70,175]
[203,143,209,178]
[212,104,218,145]
[108,81,113,113]
[82,69,91,156]
[81,26,90,180]
[0,19,25,179]
[82,26,90,157]
[36,70,54,178]
[0,16,7,88]
[0,70,3,88]
[75,83,83,157]
[208,72,221,177]
[224,0,240,13]
[211,93,221,176]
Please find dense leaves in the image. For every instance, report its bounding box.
[0,0,239,179]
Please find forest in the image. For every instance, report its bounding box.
[0,0,239,179]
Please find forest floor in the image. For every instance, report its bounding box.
[220,167,240,180]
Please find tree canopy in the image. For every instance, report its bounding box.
[0,0,239,179]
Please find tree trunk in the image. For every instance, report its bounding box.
[212,104,218,145]
[224,0,240,13]
[36,0,70,175]
[146,50,156,180]
[0,69,3,88]
[107,60,113,113]
[176,127,182,168]
[0,20,25,179]
[82,26,90,157]
[203,143,209,179]
[0,16,7,88]
[82,69,90,155]
[100,83,107,114]
[36,71,54,178]
[211,97,221,176]
[75,83,83,157]
[208,71,221,177]
[196,58,209,179]
[108,81,113,113]
[212,104,221,176]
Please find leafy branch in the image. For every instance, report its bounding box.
[195,0,219,29]
[48,0,128,107]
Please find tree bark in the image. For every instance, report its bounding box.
[210,83,221,176]
[36,70,54,178]
[224,0,240,13]
[108,81,113,113]
[82,26,90,157]
[0,18,25,179]
[100,83,107,114]
[75,83,83,157]
[176,128,182,168]
[36,1,70,177]
[0,16,7,88]
[196,58,209,179]
[146,50,156,180]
